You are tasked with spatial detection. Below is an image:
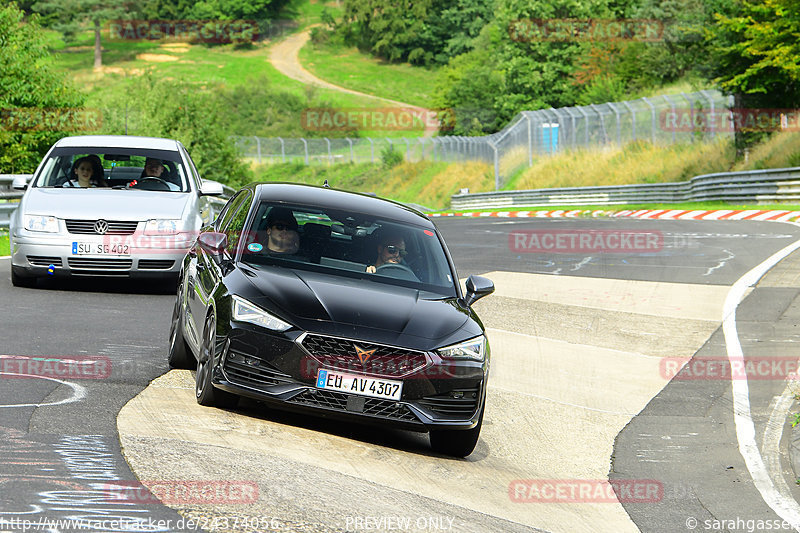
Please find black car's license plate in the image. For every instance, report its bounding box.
[316,369,403,400]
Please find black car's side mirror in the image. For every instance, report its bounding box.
[463,275,494,307]
[197,231,227,262]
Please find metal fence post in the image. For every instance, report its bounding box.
[525,113,533,167]
[621,101,635,142]
[680,93,695,142]
[301,138,309,165]
[641,97,656,145]
[607,102,622,145]
[325,137,332,164]
[347,138,354,162]
[254,136,262,164]
[664,95,676,144]
[489,140,500,190]
[369,138,374,163]
[278,137,285,162]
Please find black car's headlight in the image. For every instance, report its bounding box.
[436,335,486,362]
[232,295,291,332]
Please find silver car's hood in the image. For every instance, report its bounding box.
[23,188,191,221]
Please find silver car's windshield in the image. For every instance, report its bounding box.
[237,202,458,297]
[33,147,190,192]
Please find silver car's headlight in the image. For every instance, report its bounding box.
[232,295,291,332]
[23,215,59,233]
[436,335,486,362]
[144,219,180,235]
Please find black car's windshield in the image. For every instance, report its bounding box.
[237,202,457,297]
[33,147,190,192]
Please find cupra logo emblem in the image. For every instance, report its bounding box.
[354,345,377,365]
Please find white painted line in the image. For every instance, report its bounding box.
[0,373,87,408]
[723,234,800,530]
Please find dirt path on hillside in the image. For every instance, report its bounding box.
[268,29,438,136]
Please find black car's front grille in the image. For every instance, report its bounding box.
[223,353,294,389]
[417,386,481,417]
[68,258,132,270]
[27,256,62,267]
[300,334,428,378]
[138,259,175,270]
[289,389,419,422]
[66,219,139,235]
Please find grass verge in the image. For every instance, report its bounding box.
[0,234,9,256]
[438,202,800,214]
[298,39,436,108]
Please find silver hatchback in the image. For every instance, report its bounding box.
[9,135,225,287]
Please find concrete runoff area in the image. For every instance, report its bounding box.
[117,272,730,532]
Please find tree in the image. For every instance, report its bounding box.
[0,3,85,172]
[33,0,132,69]
[705,0,800,151]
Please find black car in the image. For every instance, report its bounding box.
[168,183,494,457]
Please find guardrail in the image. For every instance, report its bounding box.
[0,175,235,230]
[450,167,800,210]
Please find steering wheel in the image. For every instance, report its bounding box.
[375,262,419,281]
[136,176,172,191]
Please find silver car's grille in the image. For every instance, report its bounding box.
[68,258,132,270]
[300,334,428,378]
[27,256,62,267]
[138,259,175,270]
[66,220,139,235]
[289,389,419,422]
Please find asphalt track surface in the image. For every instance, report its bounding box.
[2,217,800,532]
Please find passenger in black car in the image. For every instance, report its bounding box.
[265,207,301,255]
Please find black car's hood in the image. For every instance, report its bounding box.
[239,265,474,345]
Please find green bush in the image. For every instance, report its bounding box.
[380,145,404,168]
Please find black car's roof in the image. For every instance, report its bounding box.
[252,183,433,226]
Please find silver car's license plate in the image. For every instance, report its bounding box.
[72,242,130,256]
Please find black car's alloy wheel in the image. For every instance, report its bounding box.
[429,405,484,458]
[167,278,195,369]
[195,313,239,409]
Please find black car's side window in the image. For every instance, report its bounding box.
[216,191,250,233]
[221,192,252,257]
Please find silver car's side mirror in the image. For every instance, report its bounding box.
[11,175,30,191]
[199,180,224,196]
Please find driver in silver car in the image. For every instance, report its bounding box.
[366,233,407,274]
[141,157,165,178]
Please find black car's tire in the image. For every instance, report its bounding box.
[429,406,484,458]
[11,268,37,288]
[195,314,239,409]
[167,280,195,369]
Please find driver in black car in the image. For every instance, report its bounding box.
[366,233,407,274]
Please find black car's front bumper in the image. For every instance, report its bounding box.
[209,323,488,432]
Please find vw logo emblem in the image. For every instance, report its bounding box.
[94,220,109,235]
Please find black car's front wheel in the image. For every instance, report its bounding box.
[429,405,484,458]
[167,279,195,369]
[195,313,239,409]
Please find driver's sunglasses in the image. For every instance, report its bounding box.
[272,223,297,232]
[385,245,407,256]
